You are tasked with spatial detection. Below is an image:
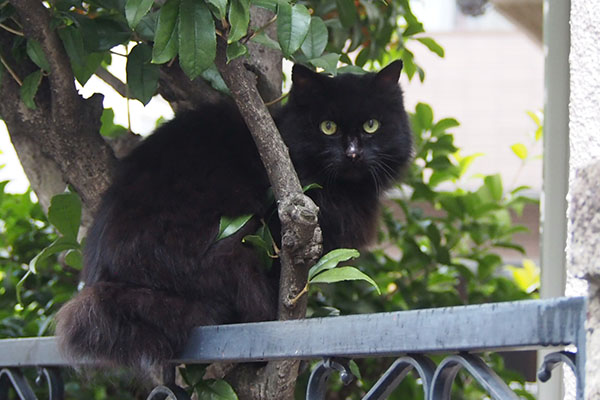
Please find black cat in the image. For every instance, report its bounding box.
[55,61,412,376]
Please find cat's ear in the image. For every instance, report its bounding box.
[375,60,403,86]
[291,64,323,91]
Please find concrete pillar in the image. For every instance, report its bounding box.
[568,0,600,398]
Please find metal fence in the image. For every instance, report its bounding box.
[0,296,586,399]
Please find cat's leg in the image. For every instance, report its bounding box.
[232,261,279,323]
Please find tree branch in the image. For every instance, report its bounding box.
[7,0,117,212]
[158,61,227,112]
[215,39,322,399]
[95,67,128,98]
[10,0,79,127]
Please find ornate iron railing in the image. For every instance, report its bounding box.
[0,296,586,399]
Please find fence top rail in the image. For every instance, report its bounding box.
[0,297,586,367]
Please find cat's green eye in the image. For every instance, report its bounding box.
[320,120,337,135]
[363,119,380,134]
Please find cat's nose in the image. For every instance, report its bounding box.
[345,141,362,161]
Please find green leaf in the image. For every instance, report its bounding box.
[206,0,227,19]
[415,103,433,130]
[135,11,159,41]
[179,365,207,387]
[100,108,128,138]
[242,235,272,254]
[125,0,154,29]
[526,110,542,127]
[85,17,131,52]
[195,379,238,400]
[310,266,381,294]
[243,223,275,269]
[16,269,33,306]
[484,174,503,202]
[535,126,543,141]
[59,23,107,85]
[26,39,50,72]
[510,143,528,160]
[427,134,458,155]
[228,0,250,43]
[426,155,452,170]
[152,0,180,64]
[401,48,417,80]
[217,214,253,241]
[65,249,83,269]
[335,0,357,28]
[179,0,216,79]
[58,25,86,66]
[507,259,539,294]
[251,0,278,12]
[337,65,366,74]
[277,2,311,57]
[349,360,362,380]
[200,64,230,94]
[72,52,105,86]
[127,43,160,105]
[308,248,360,280]
[250,31,281,51]
[302,183,323,192]
[431,118,459,136]
[301,17,328,59]
[355,46,370,67]
[29,236,80,273]
[309,53,340,76]
[226,41,247,62]
[48,192,82,240]
[416,37,444,57]
[457,152,483,177]
[494,242,526,254]
[403,19,424,37]
[20,70,42,110]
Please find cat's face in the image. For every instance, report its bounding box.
[279,61,412,193]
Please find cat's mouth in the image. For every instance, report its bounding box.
[338,161,369,182]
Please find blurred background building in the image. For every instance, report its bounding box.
[403,0,544,265]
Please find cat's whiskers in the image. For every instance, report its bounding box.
[368,161,398,195]
[373,156,400,185]
[368,167,382,194]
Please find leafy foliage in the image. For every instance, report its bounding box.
[1,0,442,108]
[0,0,540,398]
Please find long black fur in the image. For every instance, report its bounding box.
[55,61,412,376]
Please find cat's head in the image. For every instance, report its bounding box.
[279,61,412,193]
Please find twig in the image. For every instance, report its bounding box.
[0,23,23,36]
[244,14,278,44]
[109,50,128,58]
[288,284,309,306]
[0,53,22,86]
[94,66,127,97]
[264,92,288,106]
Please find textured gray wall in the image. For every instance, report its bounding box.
[568,0,600,398]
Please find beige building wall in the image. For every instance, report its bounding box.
[400,21,544,264]
[402,29,544,194]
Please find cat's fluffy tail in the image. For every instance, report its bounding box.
[55,282,211,376]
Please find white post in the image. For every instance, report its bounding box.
[539,0,570,398]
